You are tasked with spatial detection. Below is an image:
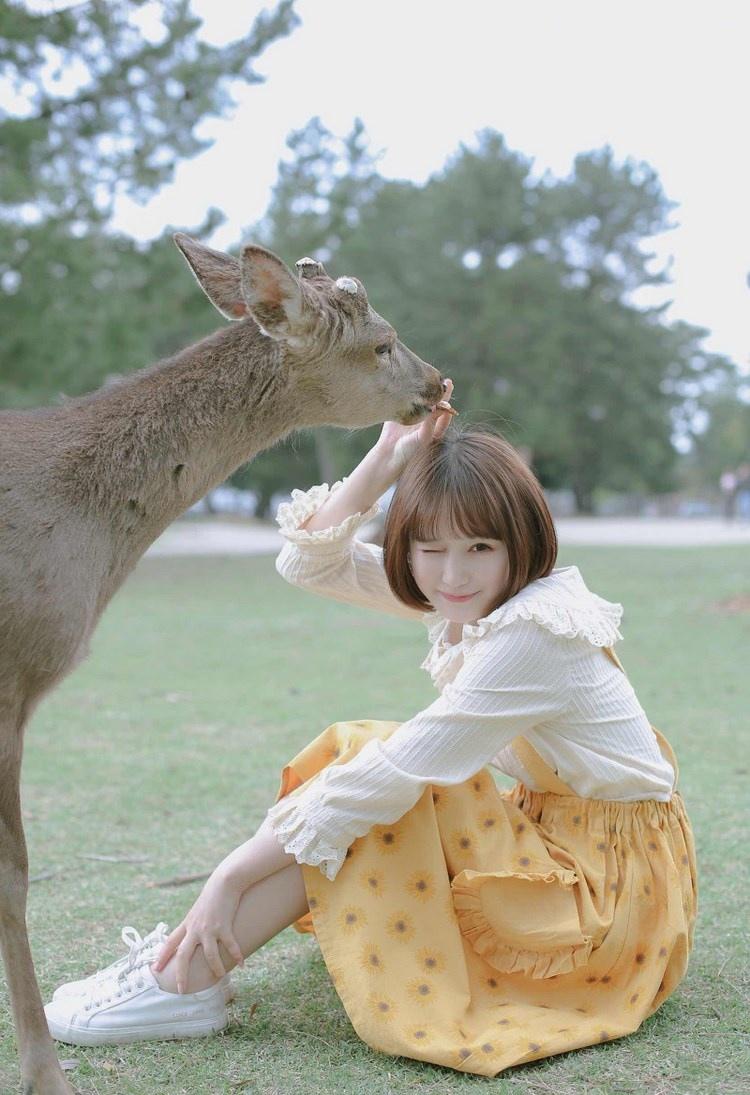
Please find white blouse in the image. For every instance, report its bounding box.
[265,481,675,880]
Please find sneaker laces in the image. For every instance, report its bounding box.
[83,923,169,1010]
[120,922,170,973]
[85,961,150,1011]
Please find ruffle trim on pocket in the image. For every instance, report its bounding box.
[451,866,594,979]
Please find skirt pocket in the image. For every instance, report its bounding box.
[451,862,594,979]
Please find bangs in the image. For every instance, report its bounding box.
[407,458,508,543]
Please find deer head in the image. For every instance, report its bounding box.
[174,234,445,428]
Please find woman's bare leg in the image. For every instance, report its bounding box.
[154,862,309,995]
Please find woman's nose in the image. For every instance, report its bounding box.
[442,555,471,588]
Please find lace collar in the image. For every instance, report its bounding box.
[421,566,623,652]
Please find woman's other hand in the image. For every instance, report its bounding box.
[151,870,245,994]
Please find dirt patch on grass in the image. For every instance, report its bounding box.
[712,594,750,614]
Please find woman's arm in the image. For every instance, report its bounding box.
[211,815,297,890]
[274,384,455,621]
[302,379,455,533]
[151,816,298,988]
[264,619,568,880]
[301,446,396,533]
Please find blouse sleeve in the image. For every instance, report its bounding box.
[275,481,426,622]
[265,618,571,879]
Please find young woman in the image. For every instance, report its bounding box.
[45,388,697,1076]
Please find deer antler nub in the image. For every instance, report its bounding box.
[295,256,327,279]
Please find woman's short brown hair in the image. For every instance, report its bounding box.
[383,427,558,613]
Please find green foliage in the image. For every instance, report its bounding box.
[540,146,675,297]
[0,211,222,407]
[0,0,298,406]
[244,120,737,512]
[684,380,750,488]
[1,8,743,511]
[0,0,299,221]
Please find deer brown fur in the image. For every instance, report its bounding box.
[0,235,444,1093]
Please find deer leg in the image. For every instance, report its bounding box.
[0,725,73,1095]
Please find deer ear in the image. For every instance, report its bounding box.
[240,245,305,340]
[173,233,248,320]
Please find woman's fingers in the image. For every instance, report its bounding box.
[153,924,185,972]
[172,933,245,993]
[201,940,228,983]
[434,411,452,440]
[174,938,199,995]
[221,932,245,970]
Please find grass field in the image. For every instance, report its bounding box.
[1,547,748,1094]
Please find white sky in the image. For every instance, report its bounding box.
[105,1,747,371]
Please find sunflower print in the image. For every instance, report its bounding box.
[371,823,402,854]
[277,717,695,1077]
[337,905,367,935]
[406,977,436,1005]
[450,828,477,857]
[405,869,435,902]
[416,945,447,974]
[385,910,416,942]
[367,992,397,1022]
[359,942,385,974]
[359,866,386,897]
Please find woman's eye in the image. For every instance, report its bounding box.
[471,543,492,551]
[375,343,391,356]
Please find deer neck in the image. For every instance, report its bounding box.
[58,321,305,554]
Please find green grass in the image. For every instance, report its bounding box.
[2,547,748,1094]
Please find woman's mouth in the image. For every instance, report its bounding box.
[439,591,477,603]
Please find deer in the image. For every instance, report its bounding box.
[0,234,446,1094]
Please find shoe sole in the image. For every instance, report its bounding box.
[47,1013,228,1047]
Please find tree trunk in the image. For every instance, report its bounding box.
[573,483,595,515]
[314,429,338,483]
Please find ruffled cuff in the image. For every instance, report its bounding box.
[275,481,381,554]
[265,793,348,881]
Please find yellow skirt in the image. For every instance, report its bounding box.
[274,719,698,1076]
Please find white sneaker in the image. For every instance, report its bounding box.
[52,923,235,1004]
[52,923,168,1000]
[45,963,228,1046]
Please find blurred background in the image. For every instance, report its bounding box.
[1,0,748,526]
[4,9,748,1090]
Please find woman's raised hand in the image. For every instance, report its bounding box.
[375,378,455,482]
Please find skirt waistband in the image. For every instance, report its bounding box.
[510,783,690,833]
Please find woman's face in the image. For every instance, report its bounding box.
[409,522,510,625]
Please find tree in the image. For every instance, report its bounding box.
[539,146,676,302]
[686,380,750,489]
[4,81,741,511]
[0,210,224,407]
[0,0,299,406]
[254,115,383,261]
[238,122,742,511]
[354,140,736,510]
[1,0,298,225]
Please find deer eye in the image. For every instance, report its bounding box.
[375,343,392,356]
